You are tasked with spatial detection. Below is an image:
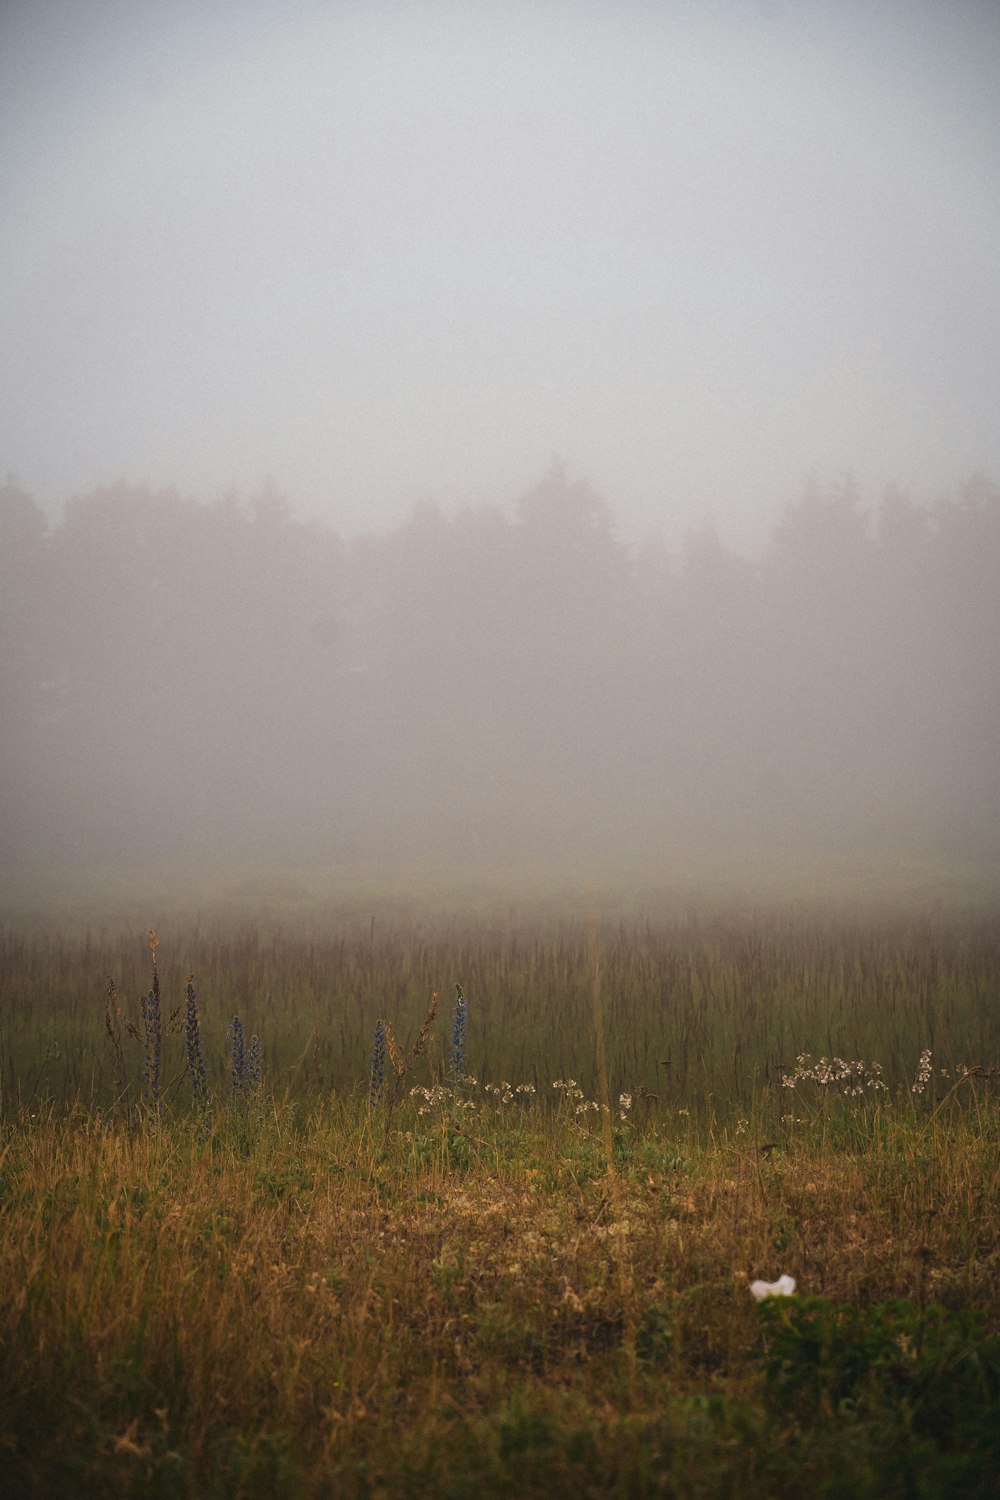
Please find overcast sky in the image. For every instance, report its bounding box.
[2,0,999,544]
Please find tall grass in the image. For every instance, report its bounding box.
[1,904,997,1123]
[0,898,997,1495]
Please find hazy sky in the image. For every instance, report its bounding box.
[2,0,999,544]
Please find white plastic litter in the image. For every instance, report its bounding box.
[749,1274,797,1301]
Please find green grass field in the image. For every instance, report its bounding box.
[0,892,997,1496]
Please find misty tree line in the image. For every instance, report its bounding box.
[1,466,998,869]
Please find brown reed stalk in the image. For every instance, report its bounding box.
[104,977,129,1108]
[587,914,615,1175]
[386,991,440,1114]
[588,910,637,1398]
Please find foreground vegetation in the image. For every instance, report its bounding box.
[0,902,997,1496]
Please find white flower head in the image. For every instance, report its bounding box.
[749,1274,797,1301]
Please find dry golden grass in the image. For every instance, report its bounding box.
[1,901,997,1495]
[1,1093,996,1497]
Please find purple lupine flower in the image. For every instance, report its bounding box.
[230,1016,247,1099]
[141,982,162,1116]
[449,986,467,1083]
[369,1019,386,1107]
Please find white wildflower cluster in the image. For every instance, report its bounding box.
[409,1083,453,1116]
[552,1080,601,1117]
[408,1083,476,1117]
[782,1053,888,1096]
[553,1080,633,1120]
[911,1048,933,1094]
[483,1081,536,1105]
[410,1084,452,1104]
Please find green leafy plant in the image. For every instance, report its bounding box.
[759,1296,1000,1490]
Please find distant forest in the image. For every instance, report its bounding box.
[2,466,998,871]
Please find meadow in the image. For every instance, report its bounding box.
[0,890,998,1497]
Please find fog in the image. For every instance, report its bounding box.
[2,3,999,900]
[1,468,998,896]
[2,1,1000,547]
